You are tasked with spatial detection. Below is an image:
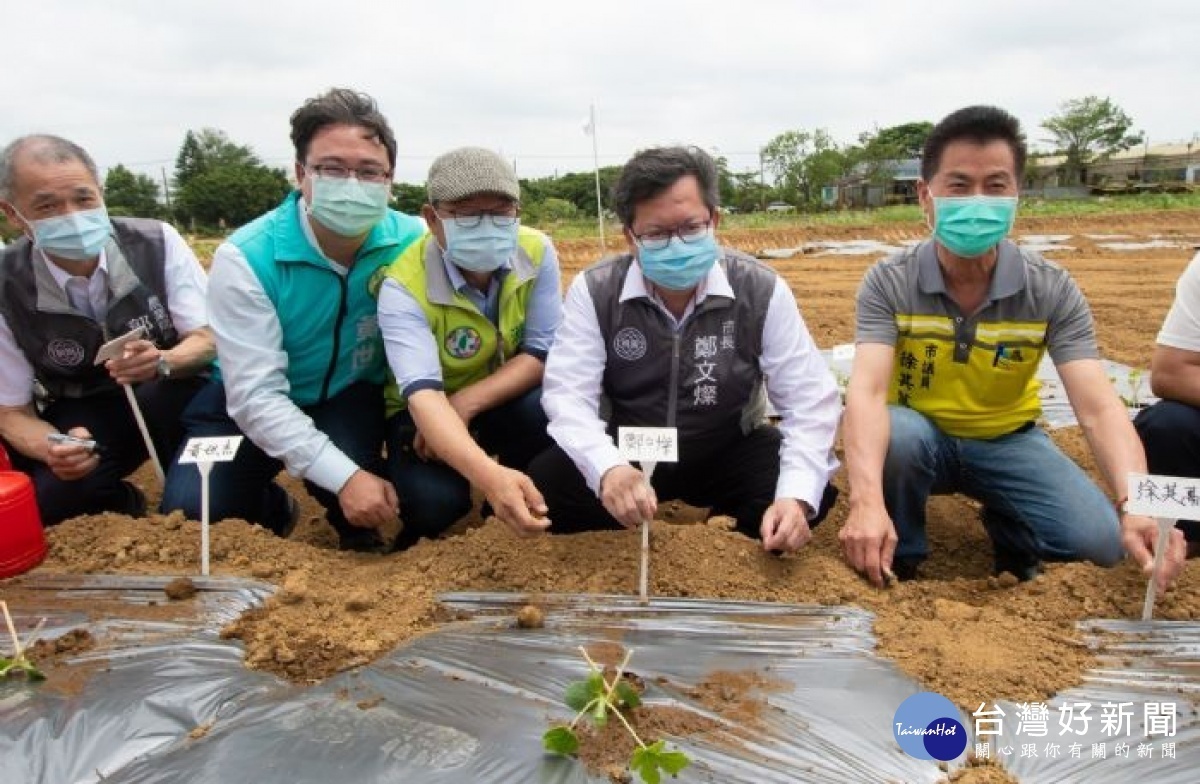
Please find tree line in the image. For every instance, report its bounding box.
[0,94,1149,239]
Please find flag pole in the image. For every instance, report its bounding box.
[589,103,607,252]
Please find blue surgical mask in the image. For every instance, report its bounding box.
[638,230,719,291]
[932,196,1018,258]
[441,218,519,273]
[307,174,390,237]
[25,206,113,261]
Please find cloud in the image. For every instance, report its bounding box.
[4,0,1197,186]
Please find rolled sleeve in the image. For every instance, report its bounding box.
[377,278,444,398]
[160,223,210,334]
[760,278,841,510]
[208,243,357,493]
[543,272,624,495]
[519,236,564,359]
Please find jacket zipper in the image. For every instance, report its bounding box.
[319,274,349,404]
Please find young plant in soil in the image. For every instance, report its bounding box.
[543,646,690,784]
[0,600,45,681]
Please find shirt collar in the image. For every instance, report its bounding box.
[39,247,109,291]
[916,238,1026,301]
[618,253,734,304]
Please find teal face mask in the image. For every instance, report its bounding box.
[25,206,112,261]
[932,196,1018,258]
[307,174,389,237]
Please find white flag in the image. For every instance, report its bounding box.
[582,117,594,136]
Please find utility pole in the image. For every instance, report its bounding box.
[160,167,173,212]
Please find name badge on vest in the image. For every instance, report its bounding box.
[613,327,647,361]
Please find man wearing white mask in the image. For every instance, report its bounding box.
[839,105,1186,590]
[376,147,560,548]
[0,135,214,523]
[161,88,424,550]
[530,146,840,553]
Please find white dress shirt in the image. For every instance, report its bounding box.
[542,258,841,513]
[205,202,359,495]
[0,222,209,406]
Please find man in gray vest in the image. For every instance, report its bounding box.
[0,135,215,524]
[529,146,840,551]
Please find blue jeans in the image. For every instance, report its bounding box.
[160,379,387,549]
[385,386,552,550]
[884,405,1123,566]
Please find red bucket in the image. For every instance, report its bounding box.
[0,471,47,578]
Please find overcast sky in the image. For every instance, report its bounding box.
[5,1,1198,188]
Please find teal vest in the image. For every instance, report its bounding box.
[230,191,424,406]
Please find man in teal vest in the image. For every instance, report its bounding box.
[377,147,561,548]
[161,88,424,550]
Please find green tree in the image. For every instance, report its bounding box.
[175,164,290,230]
[173,128,261,190]
[761,128,852,206]
[391,182,426,215]
[1042,96,1143,184]
[103,164,161,218]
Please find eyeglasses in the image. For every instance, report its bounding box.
[436,209,520,228]
[631,219,712,251]
[306,164,392,183]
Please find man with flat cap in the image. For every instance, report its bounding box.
[377,147,562,548]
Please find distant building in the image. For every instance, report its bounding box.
[829,158,921,208]
[1026,141,1200,195]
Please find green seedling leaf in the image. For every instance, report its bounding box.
[0,656,46,681]
[630,740,690,784]
[542,726,579,756]
[564,673,604,712]
[614,680,642,709]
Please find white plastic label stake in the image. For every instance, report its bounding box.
[618,427,678,463]
[180,436,243,576]
[94,327,164,483]
[1127,473,1200,620]
[831,344,856,361]
[617,428,678,605]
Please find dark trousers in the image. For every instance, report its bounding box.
[160,379,387,548]
[528,424,837,539]
[4,378,205,525]
[385,386,552,550]
[1134,399,1200,542]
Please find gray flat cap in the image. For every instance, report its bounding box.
[427,147,520,204]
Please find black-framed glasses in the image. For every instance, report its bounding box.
[437,209,520,229]
[306,164,392,183]
[632,219,712,251]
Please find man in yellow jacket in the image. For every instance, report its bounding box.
[377,147,561,548]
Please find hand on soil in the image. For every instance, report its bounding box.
[600,465,657,529]
[482,466,551,537]
[46,426,100,481]
[105,339,161,386]
[1121,514,1187,592]
[838,502,899,588]
[760,498,813,553]
[338,470,401,530]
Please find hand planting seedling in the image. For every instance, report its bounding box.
[0,600,46,681]
[543,646,690,784]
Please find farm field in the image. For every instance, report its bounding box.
[9,206,1200,783]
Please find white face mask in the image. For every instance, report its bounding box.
[439,216,520,273]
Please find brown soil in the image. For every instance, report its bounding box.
[573,704,720,783]
[28,627,95,663]
[9,209,1200,780]
[163,576,197,600]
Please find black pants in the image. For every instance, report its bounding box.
[1134,399,1200,542]
[528,424,837,539]
[4,378,205,525]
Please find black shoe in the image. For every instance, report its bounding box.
[278,492,301,539]
[993,546,1042,582]
[121,482,147,517]
[890,556,923,582]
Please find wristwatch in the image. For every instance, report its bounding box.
[156,355,172,380]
